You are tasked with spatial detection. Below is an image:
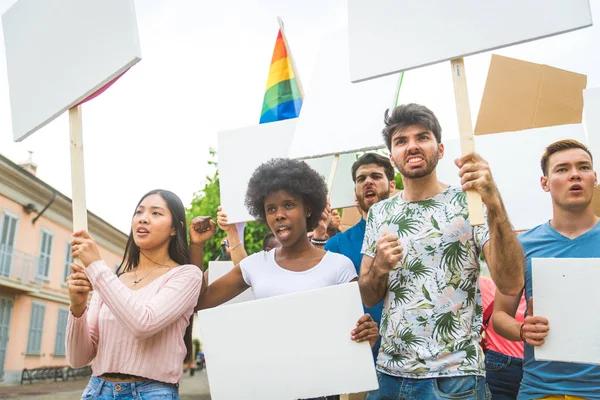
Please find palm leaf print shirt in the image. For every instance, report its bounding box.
[361,187,490,378]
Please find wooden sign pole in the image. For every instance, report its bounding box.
[450,58,484,226]
[69,105,89,264]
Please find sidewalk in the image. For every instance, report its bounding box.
[0,370,211,400]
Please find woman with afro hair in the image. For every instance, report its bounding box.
[195,158,379,347]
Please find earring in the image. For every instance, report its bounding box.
[307,212,311,218]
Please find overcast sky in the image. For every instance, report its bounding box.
[1,0,599,233]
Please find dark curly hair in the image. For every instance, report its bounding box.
[245,158,328,231]
[382,103,442,150]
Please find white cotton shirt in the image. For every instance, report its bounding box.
[240,249,357,299]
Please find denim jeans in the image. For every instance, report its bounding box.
[366,371,492,400]
[485,350,523,400]
[81,376,179,399]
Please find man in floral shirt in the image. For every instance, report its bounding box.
[358,104,524,400]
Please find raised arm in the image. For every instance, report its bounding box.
[456,153,525,295]
[189,216,217,271]
[216,206,249,266]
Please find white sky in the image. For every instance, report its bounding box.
[0,0,599,233]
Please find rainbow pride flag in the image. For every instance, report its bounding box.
[259,28,303,124]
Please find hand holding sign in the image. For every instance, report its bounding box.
[521,297,550,347]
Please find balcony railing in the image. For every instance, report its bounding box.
[0,244,43,286]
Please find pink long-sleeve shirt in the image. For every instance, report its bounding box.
[66,260,203,384]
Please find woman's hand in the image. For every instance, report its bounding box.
[71,230,101,267]
[67,263,93,317]
[351,313,379,348]
[217,206,237,234]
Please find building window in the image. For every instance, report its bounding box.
[26,303,46,355]
[37,230,54,280]
[0,211,19,277]
[54,308,68,356]
[63,243,74,283]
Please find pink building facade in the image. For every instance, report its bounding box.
[0,154,127,383]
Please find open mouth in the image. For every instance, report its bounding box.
[136,227,150,235]
[569,184,583,192]
[364,188,377,201]
[275,225,291,239]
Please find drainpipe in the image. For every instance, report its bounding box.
[32,191,57,225]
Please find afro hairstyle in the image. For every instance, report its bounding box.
[244,158,328,231]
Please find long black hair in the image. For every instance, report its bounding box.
[116,189,190,276]
[115,189,194,365]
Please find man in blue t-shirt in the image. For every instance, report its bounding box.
[311,153,396,360]
[493,139,600,399]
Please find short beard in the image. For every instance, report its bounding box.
[357,187,391,213]
[396,150,439,179]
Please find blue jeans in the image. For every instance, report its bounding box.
[366,371,491,400]
[485,350,523,400]
[81,376,179,399]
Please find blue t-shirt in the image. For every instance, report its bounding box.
[518,221,600,400]
[325,218,383,359]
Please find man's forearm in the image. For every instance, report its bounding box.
[486,199,525,296]
[492,311,522,342]
[359,265,389,308]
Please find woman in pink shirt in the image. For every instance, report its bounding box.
[480,275,526,400]
[66,189,203,400]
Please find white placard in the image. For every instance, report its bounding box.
[2,0,142,141]
[208,261,255,305]
[584,88,600,161]
[198,282,378,400]
[532,258,600,364]
[218,120,358,224]
[347,0,592,82]
[287,29,399,159]
[436,124,586,231]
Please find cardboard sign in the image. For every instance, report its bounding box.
[475,55,587,135]
[347,0,592,82]
[197,282,378,400]
[2,0,141,141]
[436,123,586,231]
[532,258,600,365]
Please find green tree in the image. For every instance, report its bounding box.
[186,148,269,269]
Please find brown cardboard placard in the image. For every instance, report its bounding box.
[593,187,600,218]
[475,55,587,135]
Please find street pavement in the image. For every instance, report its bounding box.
[0,369,211,400]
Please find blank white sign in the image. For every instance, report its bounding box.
[2,0,142,141]
[198,282,378,400]
[532,258,600,364]
[218,119,358,224]
[436,124,586,231]
[208,261,255,305]
[288,29,399,159]
[347,0,592,82]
